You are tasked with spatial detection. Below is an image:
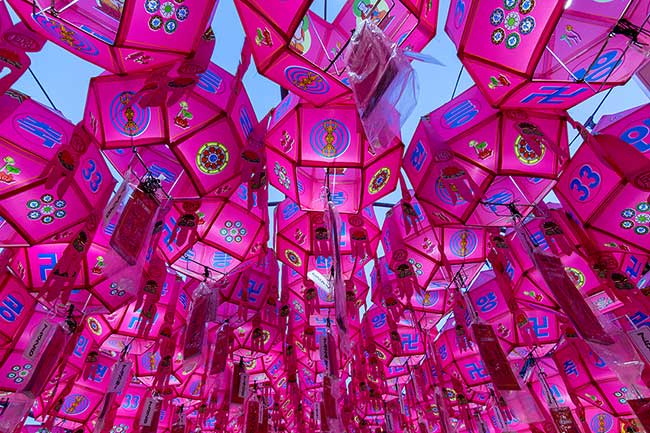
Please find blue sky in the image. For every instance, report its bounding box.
[7,0,650,244]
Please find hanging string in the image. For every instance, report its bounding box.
[568,86,615,148]
[450,65,464,100]
[28,67,58,112]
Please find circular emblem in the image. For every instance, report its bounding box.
[449,229,479,258]
[285,249,302,267]
[633,170,650,191]
[369,168,391,194]
[159,1,175,18]
[27,194,67,224]
[87,317,103,335]
[490,0,534,49]
[220,220,246,243]
[196,142,229,174]
[62,393,91,415]
[490,8,504,25]
[435,177,468,205]
[589,413,614,433]
[110,424,129,433]
[620,203,649,235]
[284,66,330,95]
[145,0,159,12]
[274,163,291,189]
[564,266,586,288]
[415,290,439,307]
[141,351,161,371]
[33,14,99,56]
[164,19,178,33]
[491,28,505,45]
[505,32,521,49]
[109,91,151,137]
[514,135,545,165]
[310,119,350,159]
[7,364,32,383]
[144,0,187,33]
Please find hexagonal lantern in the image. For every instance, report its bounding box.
[266,93,403,214]
[404,86,569,227]
[446,0,650,109]
[555,105,650,254]
[234,0,438,105]
[0,92,114,247]
[8,0,216,73]
[274,198,380,276]
[85,62,257,198]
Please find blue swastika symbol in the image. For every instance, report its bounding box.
[521,86,588,105]
[16,116,63,148]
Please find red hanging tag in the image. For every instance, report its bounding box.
[231,360,249,406]
[628,398,650,433]
[472,323,520,390]
[210,325,233,374]
[550,407,582,433]
[110,187,159,265]
[531,250,614,345]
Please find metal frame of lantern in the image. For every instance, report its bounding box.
[404,85,569,227]
[266,94,403,214]
[233,0,438,105]
[446,0,650,109]
[7,0,216,73]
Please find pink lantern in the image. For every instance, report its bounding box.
[404,86,569,227]
[0,2,46,95]
[435,317,493,388]
[467,270,561,355]
[8,0,216,74]
[446,0,650,109]
[0,273,35,350]
[553,338,635,417]
[274,198,380,276]
[86,61,257,198]
[554,127,650,255]
[266,94,403,213]
[0,93,115,246]
[234,0,437,105]
[382,193,487,294]
[362,304,426,367]
[160,185,268,279]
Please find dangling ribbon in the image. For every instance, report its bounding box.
[329,200,349,353]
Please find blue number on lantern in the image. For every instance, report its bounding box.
[443,99,478,128]
[573,51,622,83]
[81,159,103,193]
[410,140,428,171]
[621,118,650,153]
[0,294,24,322]
[476,292,497,313]
[569,164,601,202]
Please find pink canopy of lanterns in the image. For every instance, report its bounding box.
[0,0,650,432]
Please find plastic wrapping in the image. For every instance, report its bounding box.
[347,20,417,153]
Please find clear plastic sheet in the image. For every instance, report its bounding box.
[346,20,417,153]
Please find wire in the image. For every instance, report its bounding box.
[568,86,615,148]
[451,65,464,100]
[27,67,58,112]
